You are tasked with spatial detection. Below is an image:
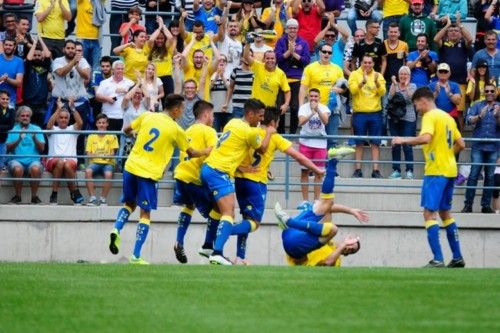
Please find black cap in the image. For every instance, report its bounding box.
[477,59,489,68]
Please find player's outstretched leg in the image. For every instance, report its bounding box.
[442,218,465,268]
[174,207,193,264]
[129,218,150,265]
[109,204,134,255]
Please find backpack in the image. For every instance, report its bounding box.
[386,92,407,122]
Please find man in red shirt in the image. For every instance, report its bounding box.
[292,0,325,53]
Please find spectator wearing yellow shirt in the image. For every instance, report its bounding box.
[85,113,119,206]
[75,0,101,72]
[113,30,149,81]
[243,42,291,113]
[35,0,72,58]
[180,14,215,62]
[348,54,386,179]
[261,0,292,47]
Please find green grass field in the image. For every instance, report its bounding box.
[1,263,500,333]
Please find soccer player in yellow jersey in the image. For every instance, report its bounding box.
[230,107,325,264]
[108,94,209,265]
[393,87,466,268]
[172,100,220,264]
[275,145,369,266]
[200,98,275,265]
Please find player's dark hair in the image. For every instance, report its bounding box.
[193,100,214,119]
[95,113,108,123]
[262,107,280,125]
[164,94,185,110]
[244,98,265,114]
[412,87,435,102]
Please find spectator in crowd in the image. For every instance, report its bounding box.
[176,0,197,31]
[89,56,113,120]
[313,13,349,66]
[423,0,437,17]
[96,60,135,132]
[292,0,325,54]
[119,6,146,46]
[471,30,500,80]
[436,0,468,24]
[261,0,292,47]
[45,98,84,205]
[343,28,365,77]
[174,58,203,129]
[23,37,52,128]
[121,81,148,165]
[467,59,493,105]
[75,0,103,72]
[347,0,383,35]
[485,0,500,49]
[14,16,34,60]
[0,37,24,108]
[180,17,215,61]
[399,0,437,51]
[210,55,232,131]
[434,15,473,117]
[407,33,438,87]
[224,52,254,119]
[243,43,291,112]
[387,66,417,180]
[0,90,15,170]
[140,63,165,111]
[169,20,185,54]
[380,0,409,39]
[0,13,19,49]
[462,83,500,214]
[275,18,310,134]
[250,28,273,62]
[324,0,344,16]
[5,106,45,204]
[146,16,175,99]
[216,18,243,78]
[351,19,387,73]
[113,29,149,80]
[348,54,386,178]
[144,0,175,34]
[235,0,265,39]
[383,23,408,87]
[297,88,330,209]
[193,0,224,34]
[428,63,462,129]
[85,114,119,206]
[109,0,140,50]
[34,0,72,58]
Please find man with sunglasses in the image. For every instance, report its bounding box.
[462,83,500,214]
[313,13,349,67]
[291,0,325,54]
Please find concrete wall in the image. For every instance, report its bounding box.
[1,206,498,267]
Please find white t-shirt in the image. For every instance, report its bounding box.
[144,77,164,109]
[122,102,148,129]
[250,43,273,63]
[48,125,79,163]
[218,35,243,78]
[96,76,135,119]
[52,56,90,99]
[298,102,331,149]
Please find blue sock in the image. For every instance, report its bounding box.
[133,220,150,258]
[114,207,131,232]
[231,220,252,235]
[286,217,324,236]
[444,220,462,259]
[176,209,193,246]
[212,216,233,255]
[237,234,248,259]
[425,221,443,261]
[203,216,219,249]
[321,159,338,196]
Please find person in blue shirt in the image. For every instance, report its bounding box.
[5,106,46,204]
[462,82,500,214]
[312,13,349,67]
[428,62,462,128]
[193,0,224,34]
[407,33,438,88]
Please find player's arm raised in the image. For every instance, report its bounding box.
[255,126,276,154]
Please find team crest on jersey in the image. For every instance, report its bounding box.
[246,205,253,211]
[410,19,427,36]
[213,190,218,196]
[142,200,149,206]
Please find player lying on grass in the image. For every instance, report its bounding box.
[275,146,369,266]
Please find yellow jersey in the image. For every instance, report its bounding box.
[301,61,344,105]
[286,242,341,267]
[205,118,262,178]
[420,109,461,177]
[35,0,70,39]
[75,0,99,40]
[382,0,409,17]
[185,32,214,62]
[183,60,213,101]
[125,112,189,180]
[260,5,292,47]
[122,47,149,81]
[347,67,387,112]
[235,128,292,184]
[174,123,218,185]
[85,134,119,166]
[144,43,174,77]
[250,61,290,107]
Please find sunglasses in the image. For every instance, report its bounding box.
[320,50,332,55]
[438,70,449,73]
[484,89,496,93]
[325,34,336,38]
[303,0,312,2]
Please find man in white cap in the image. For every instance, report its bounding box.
[428,62,462,129]
[274,18,311,134]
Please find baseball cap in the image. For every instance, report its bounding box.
[476,59,489,68]
[437,63,450,72]
[286,18,299,28]
[411,0,424,4]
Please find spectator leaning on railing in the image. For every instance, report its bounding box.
[5,106,45,204]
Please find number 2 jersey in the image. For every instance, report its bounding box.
[125,112,189,181]
[419,108,461,178]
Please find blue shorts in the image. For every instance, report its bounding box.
[87,163,114,176]
[282,228,323,259]
[291,208,324,224]
[173,179,214,218]
[121,170,158,211]
[235,177,267,222]
[8,160,43,175]
[421,176,455,212]
[352,111,383,145]
[200,164,234,201]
